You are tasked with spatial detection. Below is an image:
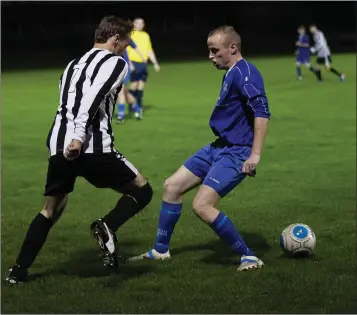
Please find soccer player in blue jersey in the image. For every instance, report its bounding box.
[117,39,145,123]
[295,25,321,81]
[129,26,271,271]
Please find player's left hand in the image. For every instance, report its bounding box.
[64,139,82,161]
[154,63,160,72]
[242,153,260,177]
[310,47,316,54]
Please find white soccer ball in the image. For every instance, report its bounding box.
[280,223,316,257]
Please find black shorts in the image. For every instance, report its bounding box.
[44,152,138,196]
[316,56,332,65]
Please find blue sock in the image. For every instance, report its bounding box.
[296,67,302,77]
[129,90,137,113]
[117,103,125,118]
[210,211,255,256]
[136,90,143,110]
[133,103,140,113]
[154,201,182,253]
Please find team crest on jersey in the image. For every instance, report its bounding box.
[218,80,231,103]
[223,83,228,92]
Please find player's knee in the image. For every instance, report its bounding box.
[192,196,208,218]
[130,82,138,90]
[132,172,147,188]
[163,177,181,199]
[128,182,153,211]
[41,194,68,220]
[138,81,145,90]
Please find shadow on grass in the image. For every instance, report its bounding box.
[29,240,153,283]
[276,251,321,262]
[171,232,272,265]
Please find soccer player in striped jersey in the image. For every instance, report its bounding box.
[5,16,153,285]
[116,39,145,123]
[127,18,160,120]
[129,26,271,272]
[309,24,345,82]
[295,25,320,81]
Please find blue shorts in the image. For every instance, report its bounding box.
[131,62,148,82]
[183,142,252,197]
[296,53,310,65]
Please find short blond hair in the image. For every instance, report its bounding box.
[208,25,241,50]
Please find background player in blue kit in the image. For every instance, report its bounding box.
[116,39,145,123]
[129,26,271,272]
[295,25,320,81]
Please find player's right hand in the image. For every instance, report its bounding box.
[64,139,82,161]
[154,63,160,72]
[242,153,260,177]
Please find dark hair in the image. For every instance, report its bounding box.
[94,16,133,44]
[208,25,241,50]
[298,25,305,30]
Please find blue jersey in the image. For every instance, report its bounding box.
[123,39,137,64]
[209,59,271,146]
[297,34,310,56]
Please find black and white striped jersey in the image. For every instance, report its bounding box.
[312,30,331,57]
[46,48,128,156]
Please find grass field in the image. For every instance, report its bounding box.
[1,54,356,314]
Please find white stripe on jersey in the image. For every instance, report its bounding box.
[46,48,128,156]
[313,30,331,57]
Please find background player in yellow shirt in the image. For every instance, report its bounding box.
[127,18,160,120]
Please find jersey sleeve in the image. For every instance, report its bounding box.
[147,33,153,53]
[72,57,128,143]
[129,39,137,49]
[237,70,271,119]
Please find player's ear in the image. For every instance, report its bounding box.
[114,34,120,45]
[230,43,237,54]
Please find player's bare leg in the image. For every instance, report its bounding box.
[192,185,263,272]
[324,62,345,82]
[314,64,323,82]
[116,88,126,123]
[128,81,139,116]
[128,166,202,261]
[128,81,139,115]
[90,171,153,268]
[125,86,136,115]
[5,195,68,284]
[296,62,303,80]
[134,80,145,120]
[303,62,320,81]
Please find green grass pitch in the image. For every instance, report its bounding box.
[1,54,356,314]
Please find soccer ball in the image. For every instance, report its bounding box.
[280,223,316,257]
